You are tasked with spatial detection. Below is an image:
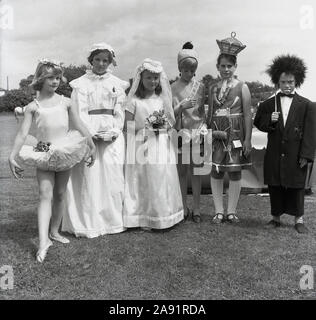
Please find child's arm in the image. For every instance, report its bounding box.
[206,85,213,127]
[196,83,206,122]
[8,104,34,178]
[70,84,97,137]
[242,83,252,157]
[174,98,195,115]
[67,98,96,167]
[124,99,141,132]
[172,86,195,119]
[299,101,316,167]
[207,85,226,139]
[172,96,182,118]
[113,87,127,131]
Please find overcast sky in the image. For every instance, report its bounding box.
[1,0,315,99]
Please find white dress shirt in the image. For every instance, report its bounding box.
[280,90,295,125]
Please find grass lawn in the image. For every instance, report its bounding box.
[1,113,316,300]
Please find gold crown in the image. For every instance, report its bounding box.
[216,32,246,56]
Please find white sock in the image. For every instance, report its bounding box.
[227,180,241,214]
[211,177,224,214]
[295,216,304,224]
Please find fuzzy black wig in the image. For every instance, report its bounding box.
[266,54,307,87]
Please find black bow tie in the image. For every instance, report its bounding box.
[279,92,295,98]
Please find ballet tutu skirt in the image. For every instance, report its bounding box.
[17,130,89,172]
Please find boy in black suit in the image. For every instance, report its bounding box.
[254,55,316,233]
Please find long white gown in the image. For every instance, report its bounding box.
[123,94,184,229]
[62,70,129,237]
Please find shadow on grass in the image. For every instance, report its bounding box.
[0,210,38,256]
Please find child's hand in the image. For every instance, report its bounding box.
[181,99,196,110]
[299,158,308,168]
[163,121,172,131]
[242,139,252,157]
[8,157,24,179]
[271,112,280,123]
[85,144,96,167]
[93,134,102,141]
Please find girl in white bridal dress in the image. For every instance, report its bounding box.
[123,58,184,229]
[62,43,129,237]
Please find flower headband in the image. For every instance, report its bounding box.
[30,58,66,88]
[38,58,64,68]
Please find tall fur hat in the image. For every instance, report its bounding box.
[266,54,307,87]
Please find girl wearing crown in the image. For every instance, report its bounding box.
[62,43,129,238]
[8,60,96,262]
[123,58,184,229]
[207,33,252,224]
[254,55,316,233]
[171,42,206,223]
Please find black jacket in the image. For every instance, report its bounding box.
[254,93,316,188]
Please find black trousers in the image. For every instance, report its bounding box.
[268,185,305,217]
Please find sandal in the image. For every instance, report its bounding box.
[212,213,224,224]
[36,240,53,263]
[192,209,201,223]
[192,214,201,223]
[226,214,240,223]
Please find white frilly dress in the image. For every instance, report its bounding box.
[17,96,89,172]
[123,94,184,229]
[62,70,129,237]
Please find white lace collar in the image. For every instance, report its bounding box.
[85,69,112,80]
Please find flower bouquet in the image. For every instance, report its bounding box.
[145,109,168,136]
[33,141,51,152]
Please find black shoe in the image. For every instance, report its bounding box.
[266,219,281,228]
[212,213,225,224]
[305,188,313,196]
[192,215,201,223]
[295,223,308,234]
[226,214,240,224]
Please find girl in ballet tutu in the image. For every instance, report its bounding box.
[123,58,184,229]
[171,42,207,223]
[8,59,96,262]
[207,33,252,224]
[62,43,129,238]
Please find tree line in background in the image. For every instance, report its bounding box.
[0,65,275,113]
